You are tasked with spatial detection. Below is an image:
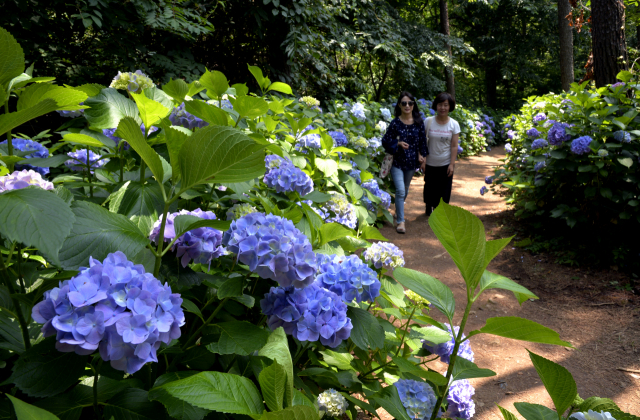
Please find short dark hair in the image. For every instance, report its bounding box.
[432,92,456,112]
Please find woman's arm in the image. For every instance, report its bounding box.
[448,133,459,176]
[381,119,398,154]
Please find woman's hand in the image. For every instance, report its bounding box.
[447,163,455,177]
[398,141,409,150]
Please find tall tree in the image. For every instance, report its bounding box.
[558,0,574,91]
[440,0,455,97]
[591,0,629,87]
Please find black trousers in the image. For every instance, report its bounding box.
[423,164,453,209]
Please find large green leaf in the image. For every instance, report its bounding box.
[161,124,190,182]
[199,69,229,99]
[369,385,411,420]
[131,92,170,129]
[59,201,150,270]
[477,271,538,305]
[109,181,165,219]
[578,397,619,413]
[260,406,318,420]
[484,237,512,267]
[178,125,265,188]
[102,389,166,420]
[514,402,558,420]
[320,349,355,371]
[0,27,25,86]
[428,201,486,289]
[258,328,294,408]
[173,215,231,240]
[408,326,452,350]
[6,395,59,420]
[0,311,27,353]
[347,306,385,351]
[391,356,447,386]
[266,82,293,95]
[84,88,140,129]
[259,361,286,412]
[451,358,496,381]
[315,158,338,177]
[0,187,74,266]
[116,116,164,183]
[234,96,269,120]
[149,371,210,420]
[9,339,87,398]
[207,321,269,356]
[394,267,455,322]
[0,99,62,137]
[61,133,105,148]
[318,223,354,246]
[528,351,577,417]
[184,101,228,126]
[467,317,571,347]
[17,84,86,111]
[160,371,264,416]
[162,79,190,104]
[142,87,174,110]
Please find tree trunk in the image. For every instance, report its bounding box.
[591,0,628,87]
[558,0,574,91]
[440,0,455,97]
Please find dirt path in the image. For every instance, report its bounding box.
[378,147,640,418]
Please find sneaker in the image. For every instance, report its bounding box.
[396,222,406,234]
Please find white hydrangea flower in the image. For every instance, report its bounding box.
[317,389,348,417]
[570,410,616,420]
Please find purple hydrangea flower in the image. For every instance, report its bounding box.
[0,138,50,175]
[169,102,209,130]
[548,123,571,146]
[315,254,380,303]
[613,130,631,143]
[570,136,592,155]
[485,176,493,184]
[31,251,184,374]
[260,283,352,347]
[361,180,391,211]
[150,209,225,268]
[65,150,108,174]
[320,193,357,229]
[56,105,84,119]
[363,242,404,269]
[531,139,548,150]
[611,82,625,90]
[351,103,366,121]
[506,130,516,140]
[457,145,463,154]
[422,323,474,364]
[534,161,547,171]
[222,212,318,288]
[480,186,488,195]
[533,113,547,123]
[395,379,437,420]
[526,128,541,139]
[295,125,321,153]
[0,169,54,192]
[264,155,314,196]
[445,379,476,420]
[504,143,513,153]
[328,131,348,147]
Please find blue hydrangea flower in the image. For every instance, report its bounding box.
[570,136,593,155]
[570,410,616,420]
[320,193,357,229]
[150,209,225,268]
[348,168,362,184]
[467,121,474,129]
[295,125,322,153]
[380,108,392,121]
[328,131,348,147]
[32,251,184,374]
[505,143,513,153]
[485,176,493,184]
[351,102,366,121]
[480,186,488,195]
[395,379,437,420]
[0,138,49,175]
[533,113,547,123]
[507,130,516,140]
[209,99,233,110]
[222,212,318,288]
[548,123,571,146]
[317,389,348,417]
[361,180,391,211]
[598,149,609,157]
[531,139,548,150]
[103,124,158,150]
[417,98,428,107]
[65,150,108,174]
[297,200,329,219]
[315,254,380,303]
[457,145,463,154]
[226,203,258,220]
[0,169,54,192]
[263,155,314,196]
[422,323,474,364]
[110,70,154,93]
[368,136,382,150]
[613,130,631,143]
[534,161,547,171]
[526,128,541,139]
[445,379,476,420]
[429,109,436,116]
[363,242,405,269]
[260,283,352,347]
[57,103,84,118]
[169,102,209,130]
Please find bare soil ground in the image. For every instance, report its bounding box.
[375,146,640,419]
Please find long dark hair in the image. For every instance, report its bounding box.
[394,91,423,125]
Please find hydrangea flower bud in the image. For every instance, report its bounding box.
[349,136,369,152]
[531,139,548,150]
[264,155,314,196]
[422,323,474,364]
[320,193,357,229]
[0,169,54,192]
[363,242,405,269]
[597,149,609,157]
[260,283,352,347]
[570,410,616,420]
[226,203,258,220]
[150,209,225,268]
[570,136,593,155]
[169,102,209,130]
[300,96,321,112]
[315,254,380,303]
[405,290,430,307]
[32,251,184,374]
[110,70,154,93]
[222,212,318,288]
[396,379,437,420]
[351,102,366,121]
[317,389,348,417]
[328,131,348,147]
[0,138,50,175]
[445,379,476,420]
[65,150,108,174]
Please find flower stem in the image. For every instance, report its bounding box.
[0,247,31,350]
[152,202,171,277]
[4,101,14,172]
[293,341,311,364]
[182,298,229,351]
[394,306,416,357]
[86,149,93,198]
[93,359,102,419]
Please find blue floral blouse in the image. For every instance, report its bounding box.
[381,117,428,171]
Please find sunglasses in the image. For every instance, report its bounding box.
[400,101,415,107]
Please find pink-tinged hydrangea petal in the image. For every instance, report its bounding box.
[0,169,54,192]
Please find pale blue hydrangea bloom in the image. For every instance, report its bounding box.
[363,242,405,269]
[505,143,513,153]
[533,112,547,123]
[368,136,382,149]
[57,103,84,118]
[169,102,208,130]
[376,121,388,132]
[361,180,391,211]
[571,136,593,155]
[263,155,314,196]
[351,102,366,121]
[445,379,476,420]
[295,125,322,153]
[507,130,517,140]
[260,283,352,347]
[317,389,348,417]
[570,410,616,420]
[531,139,548,150]
[613,130,631,143]
[0,138,50,175]
[32,251,184,374]
[297,200,329,219]
[315,254,380,303]
[65,150,108,174]
[0,169,54,192]
[534,161,547,171]
[380,108,392,121]
[321,193,358,229]
[396,379,437,420]
[422,323,474,364]
[226,203,257,220]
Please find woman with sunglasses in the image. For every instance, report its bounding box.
[381,91,428,234]
[421,92,461,215]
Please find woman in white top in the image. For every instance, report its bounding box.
[420,92,461,215]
